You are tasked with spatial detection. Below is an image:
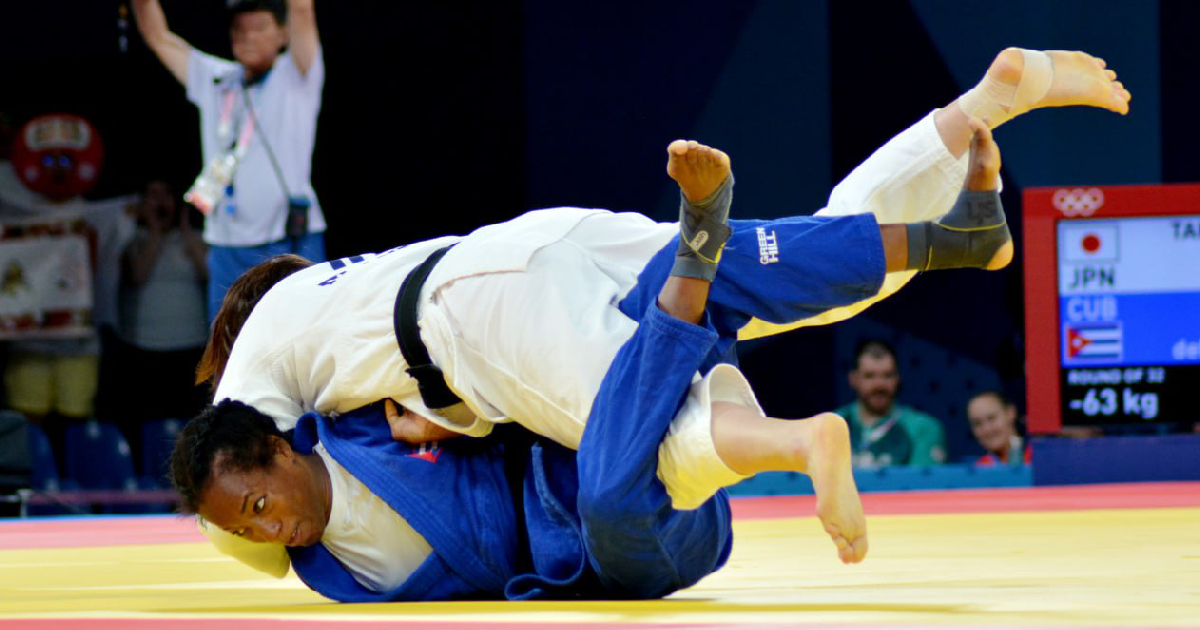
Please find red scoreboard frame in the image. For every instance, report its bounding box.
[1022,182,1200,435]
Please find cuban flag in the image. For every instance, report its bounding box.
[1064,322,1122,362]
[1060,222,1119,263]
[404,441,441,464]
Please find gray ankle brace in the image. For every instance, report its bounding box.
[672,174,734,282]
[907,189,1009,271]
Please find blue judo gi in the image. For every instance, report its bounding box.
[284,306,734,601]
[287,213,886,601]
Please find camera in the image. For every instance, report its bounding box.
[286,195,310,240]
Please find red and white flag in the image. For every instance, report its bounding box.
[1060,223,1119,263]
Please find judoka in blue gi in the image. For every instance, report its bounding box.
[171,123,1017,600]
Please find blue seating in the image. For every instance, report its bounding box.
[141,418,184,487]
[65,420,138,492]
[24,422,61,494]
[65,420,168,513]
[0,409,60,490]
[0,413,76,515]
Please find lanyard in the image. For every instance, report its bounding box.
[217,88,256,161]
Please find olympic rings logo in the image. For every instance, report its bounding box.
[1052,187,1104,216]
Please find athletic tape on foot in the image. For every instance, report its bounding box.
[959,49,1053,128]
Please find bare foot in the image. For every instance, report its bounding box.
[804,412,868,564]
[666,139,732,203]
[992,47,1131,117]
[940,48,1131,155]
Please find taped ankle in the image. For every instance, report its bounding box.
[958,49,1053,128]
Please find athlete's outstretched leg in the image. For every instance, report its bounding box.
[791,48,1131,333]
[708,403,867,564]
[825,47,1130,223]
[624,123,1009,354]
[736,112,1010,338]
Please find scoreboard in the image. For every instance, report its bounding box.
[1023,184,1200,434]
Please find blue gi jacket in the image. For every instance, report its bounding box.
[289,404,730,601]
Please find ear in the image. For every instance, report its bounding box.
[269,435,295,462]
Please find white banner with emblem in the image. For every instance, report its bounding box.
[0,213,93,339]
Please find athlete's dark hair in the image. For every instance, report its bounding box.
[170,399,284,514]
[196,253,313,388]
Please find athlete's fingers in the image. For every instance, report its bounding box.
[383,399,408,441]
[408,414,465,442]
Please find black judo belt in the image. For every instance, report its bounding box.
[393,245,462,410]
[395,244,533,572]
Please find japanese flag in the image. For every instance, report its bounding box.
[1060,222,1119,262]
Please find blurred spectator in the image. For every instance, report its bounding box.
[132,0,327,321]
[836,339,947,468]
[116,179,208,419]
[967,390,1031,466]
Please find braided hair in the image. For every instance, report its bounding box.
[170,400,284,515]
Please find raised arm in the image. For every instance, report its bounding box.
[287,0,320,76]
[131,0,192,85]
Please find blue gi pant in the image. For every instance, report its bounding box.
[577,305,733,598]
[621,214,886,372]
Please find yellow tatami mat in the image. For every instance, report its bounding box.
[1,482,1198,629]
